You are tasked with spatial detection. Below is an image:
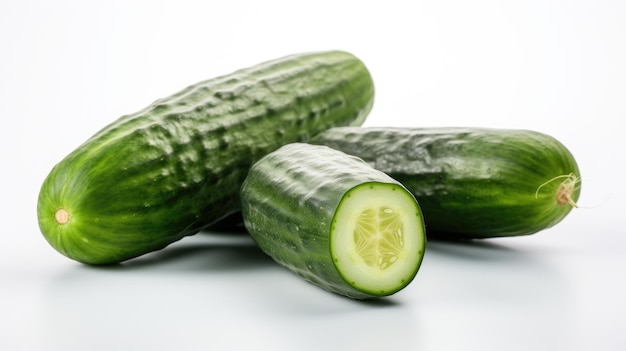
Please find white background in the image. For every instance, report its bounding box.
[2,0,625,350]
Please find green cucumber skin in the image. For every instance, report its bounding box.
[37,51,374,264]
[240,143,424,299]
[310,127,581,239]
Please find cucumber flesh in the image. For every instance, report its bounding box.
[331,182,424,296]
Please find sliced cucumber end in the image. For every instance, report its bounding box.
[330,182,426,296]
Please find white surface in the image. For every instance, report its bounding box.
[2,1,625,350]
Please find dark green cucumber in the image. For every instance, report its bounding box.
[37,51,374,264]
[310,127,581,239]
[240,143,426,299]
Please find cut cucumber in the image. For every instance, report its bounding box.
[331,183,424,296]
[240,143,426,299]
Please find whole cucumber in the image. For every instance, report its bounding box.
[37,51,374,264]
[310,127,581,239]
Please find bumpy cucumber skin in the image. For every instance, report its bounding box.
[310,127,581,239]
[240,143,424,299]
[37,51,374,264]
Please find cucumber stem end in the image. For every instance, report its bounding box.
[556,176,579,208]
[535,173,580,208]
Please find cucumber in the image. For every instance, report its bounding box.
[37,51,375,264]
[240,143,426,299]
[310,127,581,239]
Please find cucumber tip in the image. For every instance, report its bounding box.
[55,209,70,225]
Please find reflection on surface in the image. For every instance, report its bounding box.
[39,231,419,350]
[38,232,578,350]
[408,237,577,350]
[419,237,573,298]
